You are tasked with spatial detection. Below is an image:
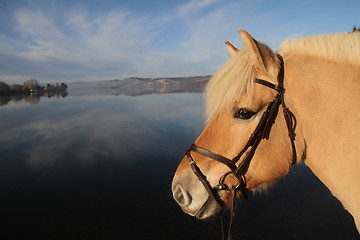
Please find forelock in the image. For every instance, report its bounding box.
[205,50,255,120]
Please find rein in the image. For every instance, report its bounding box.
[185,54,297,239]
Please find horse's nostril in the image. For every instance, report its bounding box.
[173,185,192,207]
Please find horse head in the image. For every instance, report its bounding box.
[172,30,300,219]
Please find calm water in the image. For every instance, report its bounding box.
[0,91,358,240]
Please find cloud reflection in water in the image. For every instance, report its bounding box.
[0,93,204,168]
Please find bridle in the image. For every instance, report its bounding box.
[185,54,297,239]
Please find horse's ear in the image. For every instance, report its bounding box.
[238,30,269,72]
[225,41,238,58]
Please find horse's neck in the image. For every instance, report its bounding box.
[285,54,360,227]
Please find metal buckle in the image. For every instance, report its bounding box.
[215,171,242,191]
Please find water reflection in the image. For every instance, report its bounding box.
[0,93,357,239]
[0,91,68,106]
[0,93,204,167]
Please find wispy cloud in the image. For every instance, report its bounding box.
[0,0,239,83]
[0,1,285,83]
[176,0,221,17]
[0,5,164,82]
[12,8,155,76]
[0,0,358,83]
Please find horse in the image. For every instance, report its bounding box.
[172,29,360,234]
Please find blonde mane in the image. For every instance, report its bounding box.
[205,32,360,120]
[278,32,360,65]
[205,49,255,119]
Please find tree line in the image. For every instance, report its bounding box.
[0,79,68,94]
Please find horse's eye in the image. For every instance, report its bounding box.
[234,108,255,120]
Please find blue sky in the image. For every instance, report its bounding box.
[0,0,359,83]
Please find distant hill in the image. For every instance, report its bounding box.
[69,75,211,96]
